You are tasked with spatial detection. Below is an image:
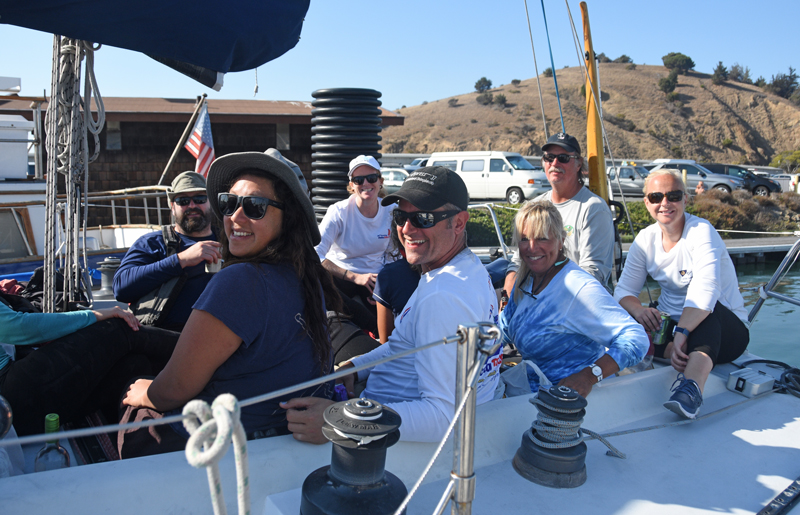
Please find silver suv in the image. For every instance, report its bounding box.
[644,159,744,193]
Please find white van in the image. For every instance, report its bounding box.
[427,151,550,204]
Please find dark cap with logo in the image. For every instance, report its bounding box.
[381,166,469,211]
[542,132,581,155]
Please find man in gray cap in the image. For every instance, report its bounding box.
[113,171,222,331]
[503,132,614,294]
[282,166,502,444]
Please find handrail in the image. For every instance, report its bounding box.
[468,203,510,260]
[748,237,800,324]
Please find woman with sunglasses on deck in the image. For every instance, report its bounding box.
[615,169,749,419]
[315,155,394,336]
[119,151,340,458]
[499,201,648,398]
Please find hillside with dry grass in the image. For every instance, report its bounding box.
[381,64,800,165]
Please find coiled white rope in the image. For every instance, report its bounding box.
[183,394,250,515]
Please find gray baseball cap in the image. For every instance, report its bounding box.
[168,171,207,201]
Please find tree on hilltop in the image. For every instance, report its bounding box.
[596,52,612,63]
[662,52,695,74]
[729,63,752,84]
[613,55,633,64]
[711,62,728,85]
[474,77,492,93]
[765,67,798,100]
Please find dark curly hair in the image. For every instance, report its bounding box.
[219,170,342,373]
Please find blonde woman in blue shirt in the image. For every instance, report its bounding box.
[499,201,648,397]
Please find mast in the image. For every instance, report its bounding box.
[580,2,608,202]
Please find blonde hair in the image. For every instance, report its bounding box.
[346,171,387,198]
[643,169,686,195]
[512,200,567,303]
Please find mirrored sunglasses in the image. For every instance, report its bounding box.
[217,193,284,220]
[392,209,461,229]
[542,152,579,164]
[646,190,684,204]
[173,195,208,206]
[351,173,380,186]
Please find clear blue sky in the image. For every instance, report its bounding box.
[2,0,797,110]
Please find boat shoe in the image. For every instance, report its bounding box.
[663,373,703,419]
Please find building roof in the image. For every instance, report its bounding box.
[0,96,404,125]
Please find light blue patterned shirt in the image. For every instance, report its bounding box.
[500,261,647,391]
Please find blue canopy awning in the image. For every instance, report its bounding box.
[0,0,310,74]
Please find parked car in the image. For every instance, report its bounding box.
[701,163,781,196]
[427,151,550,204]
[403,158,428,172]
[380,168,408,195]
[770,174,800,193]
[606,164,648,197]
[644,159,745,193]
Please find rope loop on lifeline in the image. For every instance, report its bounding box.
[183,394,251,515]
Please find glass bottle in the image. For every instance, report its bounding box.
[33,413,70,472]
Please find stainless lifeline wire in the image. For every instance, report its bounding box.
[1,333,462,448]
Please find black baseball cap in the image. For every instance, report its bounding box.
[381,166,469,211]
[543,132,581,155]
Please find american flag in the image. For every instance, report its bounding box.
[184,103,215,177]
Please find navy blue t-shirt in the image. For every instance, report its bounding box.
[193,262,333,435]
[114,229,217,331]
[373,258,421,316]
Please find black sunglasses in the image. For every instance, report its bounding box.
[217,193,285,220]
[646,190,684,204]
[350,173,380,186]
[392,209,461,229]
[542,152,579,164]
[173,195,208,206]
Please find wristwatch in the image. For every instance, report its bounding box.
[590,363,603,383]
[673,326,691,337]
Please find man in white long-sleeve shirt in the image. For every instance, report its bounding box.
[282,166,501,443]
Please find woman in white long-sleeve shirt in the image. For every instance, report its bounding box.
[315,155,393,334]
[614,169,749,419]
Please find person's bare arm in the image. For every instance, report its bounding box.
[376,303,395,343]
[321,259,377,295]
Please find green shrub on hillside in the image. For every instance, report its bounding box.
[511,79,521,86]
[722,138,733,148]
[476,93,493,105]
[494,94,507,106]
[770,150,800,174]
[666,92,680,102]
[543,68,553,77]
[711,61,728,85]
[614,55,633,64]
[626,63,637,71]
[662,52,695,74]
[659,70,679,94]
[729,63,752,84]
[448,98,458,107]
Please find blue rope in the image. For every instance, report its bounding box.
[539,0,565,133]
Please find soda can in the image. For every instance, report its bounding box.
[652,312,671,346]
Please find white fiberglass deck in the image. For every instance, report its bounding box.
[2,355,798,515]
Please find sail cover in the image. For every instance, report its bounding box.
[0,0,310,74]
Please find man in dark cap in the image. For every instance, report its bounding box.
[114,171,222,331]
[503,132,614,293]
[283,166,502,443]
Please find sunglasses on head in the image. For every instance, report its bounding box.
[217,193,284,220]
[350,173,380,186]
[542,152,579,164]
[173,195,208,206]
[646,190,684,204]
[392,209,461,229]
